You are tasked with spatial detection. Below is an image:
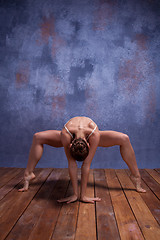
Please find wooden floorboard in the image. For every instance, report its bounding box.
[0,168,160,240]
[94,169,120,240]
[75,170,97,240]
[106,169,144,240]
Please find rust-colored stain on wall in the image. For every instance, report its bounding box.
[16,61,30,87]
[118,33,156,120]
[38,16,65,57]
[1,0,160,168]
[85,87,97,115]
[93,0,114,31]
[136,34,148,50]
[118,34,148,94]
[147,83,156,121]
[53,78,65,111]
[52,95,66,117]
[40,16,56,43]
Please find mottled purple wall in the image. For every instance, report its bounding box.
[0,0,160,168]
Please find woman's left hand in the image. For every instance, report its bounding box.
[57,194,78,204]
[80,196,101,203]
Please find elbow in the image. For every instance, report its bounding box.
[93,131,100,141]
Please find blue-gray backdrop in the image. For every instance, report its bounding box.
[0,0,160,169]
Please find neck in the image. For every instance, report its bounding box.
[76,132,85,140]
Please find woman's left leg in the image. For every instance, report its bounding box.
[19,130,63,192]
[99,131,146,192]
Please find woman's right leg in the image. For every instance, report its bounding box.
[26,130,63,173]
[98,131,140,177]
[98,131,146,192]
[19,130,63,191]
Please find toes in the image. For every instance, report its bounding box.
[18,188,27,192]
[138,189,146,193]
[94,197,101,202]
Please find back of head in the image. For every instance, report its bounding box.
[70,138,89,161]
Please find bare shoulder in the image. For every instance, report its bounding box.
[88,118,98,130]
[88,121,96,129]
[88,120,100,141]
[61,128,71,147]
[65,117,80,127]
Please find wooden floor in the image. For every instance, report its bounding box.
[0,168,160,240]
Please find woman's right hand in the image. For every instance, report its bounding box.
[80,196,101,203]
[18,172,35,192]
[57,194,78,204]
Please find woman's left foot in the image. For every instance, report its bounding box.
[130,174,146,193]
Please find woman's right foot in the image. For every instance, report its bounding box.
[130,174,146,193]
[18,172,35,192]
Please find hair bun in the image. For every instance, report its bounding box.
[70,138,89,161]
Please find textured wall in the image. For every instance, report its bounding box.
[0,0,160,168]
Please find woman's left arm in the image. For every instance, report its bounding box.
[80,131,101,203]
[57,129,78,203]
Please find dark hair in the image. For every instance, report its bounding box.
[70,138,89,161]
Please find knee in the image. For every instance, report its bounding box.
[121,134,130,145]
[33,132,42,144]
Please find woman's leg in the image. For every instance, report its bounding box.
[26,130,63,173]
[19,130,63,191]
[99,131,146,192]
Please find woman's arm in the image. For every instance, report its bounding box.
[58,129,78,203]
[64,146,78,197]
[80,131,101,203]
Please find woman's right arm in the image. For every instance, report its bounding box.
[57,130,78,203]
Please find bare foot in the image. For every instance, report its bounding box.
[18,172,35,192]
[130,174,146,193]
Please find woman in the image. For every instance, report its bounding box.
[19,116,146,203]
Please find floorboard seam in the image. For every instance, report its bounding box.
[50,179,70,240]
[115,170,145,240]
[141,170,160,201]
[93,170,98,240]
[104,169,121,240]
[0,172,24,201]
[74,198,80,240]
[3,169,53,240]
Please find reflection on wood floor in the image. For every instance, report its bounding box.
[0,167,160,240]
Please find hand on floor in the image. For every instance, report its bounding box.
[18,172,35,192]
[80,196,101,203]
[57,194,78,204]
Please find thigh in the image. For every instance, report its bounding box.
[98,131,125,147]
[36,130,63,147]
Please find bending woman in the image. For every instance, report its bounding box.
[19,116,146,203]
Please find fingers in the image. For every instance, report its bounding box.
[66,197,78,204]
[57,199,66,203]
[58,196,102,204]
[57,195,78,203]
[57,197,71,203]
[137,188,146,193]
[67,199,77,204]
[57,199,67,203]
[80,197,102,203]
[57,199,77,203]
[84,199,94,203]
[85,197,101,203]
[18,188,28,192]
[93,197,101,202]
